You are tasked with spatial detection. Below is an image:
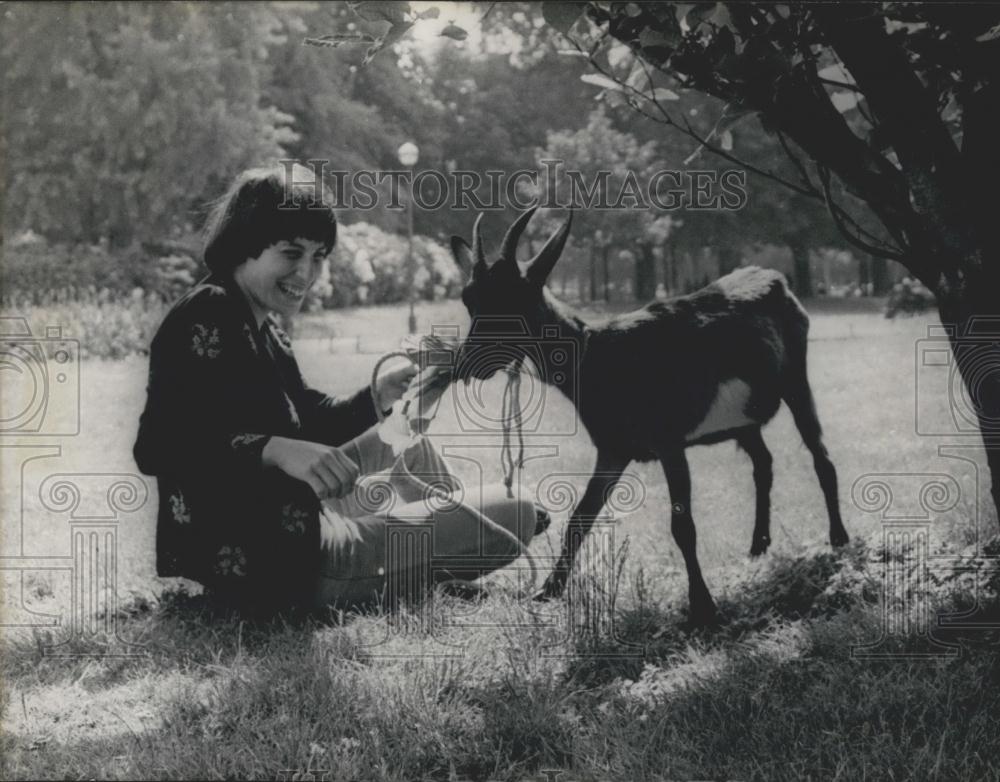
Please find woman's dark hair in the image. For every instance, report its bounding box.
[203,164,337,274]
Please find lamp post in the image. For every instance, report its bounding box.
[398,141,419,334]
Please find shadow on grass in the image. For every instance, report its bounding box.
[0,585,368,692]
[562,535,1000,686]
[6,537,1000,781]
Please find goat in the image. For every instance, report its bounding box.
[449,207,848,623]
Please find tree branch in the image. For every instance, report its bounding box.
[573,38,820,199]
[778,124,905,257]
[776,130,818,191]
[818,166,905,261]
[811,4,969,264]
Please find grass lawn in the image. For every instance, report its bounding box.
[3,300,999,781]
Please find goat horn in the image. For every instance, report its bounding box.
[498,205,538,265]
[526,208,573,285]
[471,212,488,276]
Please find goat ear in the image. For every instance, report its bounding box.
[450,236,475,279]
[525,209,573,286]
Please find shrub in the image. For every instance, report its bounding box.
[885,276,936,318]
[8,289,168,360]
[2,232,204,306]
[330,221,461,307]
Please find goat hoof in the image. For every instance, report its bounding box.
[532,576,566,602]
[749,536,771,557]
[688,596,718,627]
[534,506,552,536]
[437,580,489,601]
[830,528,850,548]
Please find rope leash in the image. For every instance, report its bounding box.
[500,358,525,499]
[369,350,537,592]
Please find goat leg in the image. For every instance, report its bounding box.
[659,447,717,625]
[533,452,629,601]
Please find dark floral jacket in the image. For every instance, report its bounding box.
[133,273,377,606]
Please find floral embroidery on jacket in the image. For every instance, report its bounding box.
[231,433,268,451]
[191,323,222,358]
[243,322,259,354]
[215,545,247,577]
[169,491,191,525]
[269,320,293,352]
[284,393,301,429]
[281,502,311,535]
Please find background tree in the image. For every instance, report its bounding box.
[1,3,294,248]
[584,40,866,298]
[531,107,665,301]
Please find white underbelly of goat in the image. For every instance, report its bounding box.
[685,379,756,441]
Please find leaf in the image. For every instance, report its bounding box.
[439,23,468,41]
[304,37,347,48]
[303,32,377,49]
[830,91,859,113]
[542,1,585,35]
[603,88,628,108]
[718,102,756,134]
[415,7,440,21]
[350,1,410,24]
[651,87,680,101]
[581,73,625,92]
[677,2,719,32]
[975,22,1000,42]
[707,3,732,31]
[674,3,696,27]
[607,42,633,70]
[626,63,649,91]
[817,62,855,85]
[638,27,676,49]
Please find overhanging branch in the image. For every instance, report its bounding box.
[818,166,905,262]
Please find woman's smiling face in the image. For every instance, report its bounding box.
[233,238,328,324]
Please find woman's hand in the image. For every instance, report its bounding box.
[262,436,359,499]
[374,358,419,412]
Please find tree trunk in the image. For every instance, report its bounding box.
[588,240,598,302]
[602,244,611,302]
[871,256,891,295]
[682,250,695,293]
[717,244,740,276]
[938,288,1000,521]
[634,242,657,301]
[858,254,871,293]
[661,242,675,296]
[858,254,892,296]
[789,240,813,298]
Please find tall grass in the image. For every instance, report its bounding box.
[3,288,168,360]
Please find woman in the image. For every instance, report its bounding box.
[133,165,544,612]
